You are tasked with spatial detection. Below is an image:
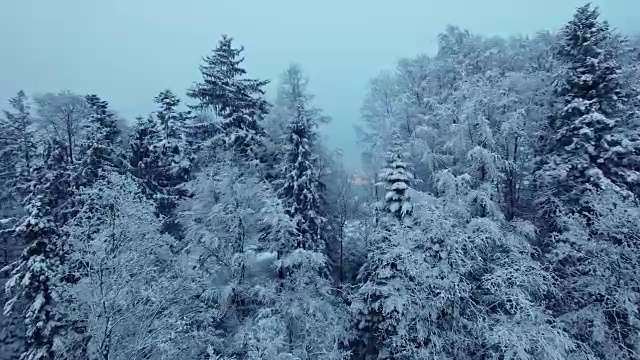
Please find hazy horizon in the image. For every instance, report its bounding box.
[1,0,638,171]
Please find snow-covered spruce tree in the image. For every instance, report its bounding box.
[58,174,179,360]
[376,141,414,223]
[187,35,270,161]
[185,111,219,160]
[129,91,192,240]
[76,94,126,187]
[349,144,419,359]
[147,90,193,239]
[277,64,328,254]
[535,3,640,228]
[0,90,36,360]
[0,91,36,189]
[155,90,194,141]
[2,140,75,360]
[129,115,159,180]
[532,6,640,358]
[0,90,37,260]
[549,184,640,359]
[349,226,429,359]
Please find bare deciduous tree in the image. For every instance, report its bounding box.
[34,91,90,164]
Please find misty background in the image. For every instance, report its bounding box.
[1,0,638,170]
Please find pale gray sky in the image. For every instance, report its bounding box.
[0,0,638,169]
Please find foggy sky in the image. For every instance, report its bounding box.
[1,0,638,169]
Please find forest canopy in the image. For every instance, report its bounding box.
[2,3,640,360]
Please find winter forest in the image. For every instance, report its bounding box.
[1,3,640,360]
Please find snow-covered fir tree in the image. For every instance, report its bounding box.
[252,68,348,358]
[348,225,427,359]
[277,65,328,253]
[349,142,417,359]
[0,90,36,360]
[129,115,159,180]
[187,35,270,160]
[77,94,126,187]
[155,90,194,141]
[2,140,75,360]
[184,111,217,159]
[149,91,193,184]
[129,91,193,240]
[0,90,37,254]
[150,90,193,239]
[0,91,36,188]
[535,3,640,225]
[531,7,640,358]
[377,140,414,223]
[181,61,349,357]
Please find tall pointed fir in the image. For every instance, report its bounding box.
[0,90,37,234]
[130,90,192,240]
[77,94,126,187]
[151,90,192,239]
[235,65,348,358]
[0,91,37,217]
[187,35,269,161]
[377,140,414,223]
[535,3,640,227]
[155,90,193,141]
[1,90,36,360]
[129,115,159,180]
[349,141,420,359]
[533,5,640,359]
[185,112,218,162]
[2,140,75,360]
[0,91,36,188]
[277,64,327,254]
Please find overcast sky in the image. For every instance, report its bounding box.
[0,0,638,169]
